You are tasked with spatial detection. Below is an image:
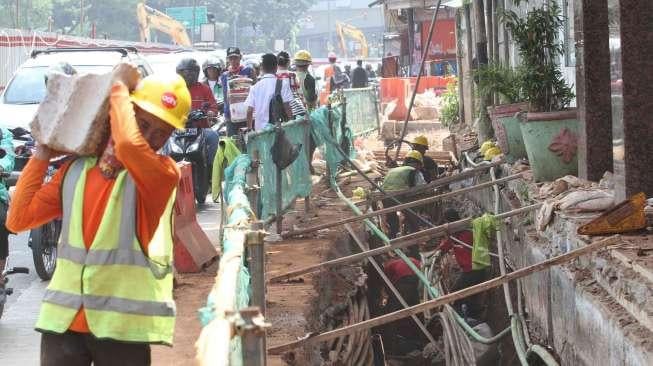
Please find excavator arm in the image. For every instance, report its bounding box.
[137,3,192,47]
[335,21,369,59]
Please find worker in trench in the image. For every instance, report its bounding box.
[381,150,427,238]
[375,245,426,356]
[437,208,488,319]
[7,64,189,365]
[410,135,439,183]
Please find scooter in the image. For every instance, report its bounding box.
[162,109,211,205]
[0,264,29,320]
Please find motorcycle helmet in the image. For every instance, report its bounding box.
[202,56,224,78]
[176,58,200,86]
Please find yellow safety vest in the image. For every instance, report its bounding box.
[36,157,176,345]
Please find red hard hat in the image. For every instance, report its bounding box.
[328,52,337,61]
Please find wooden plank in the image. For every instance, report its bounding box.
[268,235,621,355]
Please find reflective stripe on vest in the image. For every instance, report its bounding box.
[381,166,415,192]
[56,159,171,277]
[37,157,176,344]
[43,291,175,317]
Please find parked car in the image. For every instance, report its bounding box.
[0,46,154,280]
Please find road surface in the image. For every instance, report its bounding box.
[0,199,221,365]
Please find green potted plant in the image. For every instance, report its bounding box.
[474,63,529,162]
[503,1,578,181]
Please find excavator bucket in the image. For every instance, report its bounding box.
[578,192,647,235]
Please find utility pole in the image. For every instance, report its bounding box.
[15,0,19,29]
[233,13,238,47]
[192,0,196,45]
[80,0,85,36]
[327,0,332,53]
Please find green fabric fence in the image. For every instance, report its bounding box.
[343,87,380,137]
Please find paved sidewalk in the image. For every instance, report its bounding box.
[0,198,220,364]
[0,280,47,365]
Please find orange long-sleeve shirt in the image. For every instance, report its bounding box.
[7,82,180,333]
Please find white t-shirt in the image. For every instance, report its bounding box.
[244,73,294,131]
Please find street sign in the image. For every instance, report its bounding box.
[166,6,208,33]
[200,23,215,42]
[274,39,285,52]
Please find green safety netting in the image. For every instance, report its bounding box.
[343,87,380,137]
[246,119,313,219]
[246,105,355,220]
[310,105,356,180]
[198,154,252,365]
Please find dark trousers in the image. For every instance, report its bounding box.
[41,331,151,366]
[226,120,247,137]
[382,198,420,239]
[380,276,424,355]
[452,269,488,319]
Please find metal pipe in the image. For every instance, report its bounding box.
[237,307,268,366]
[393,0,443,160]
[275,126,283,234]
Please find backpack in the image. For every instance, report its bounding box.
[268,78,289,125]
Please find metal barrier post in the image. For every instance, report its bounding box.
[274,126,283,234]
[247,221,266,314]
[246,150,261,218]
[235,307,269,366]
[303,117,312,215]
[373,85,381,132]
[246,221,267,362]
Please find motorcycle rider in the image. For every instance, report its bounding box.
[176,58,219,176]
[202,56,224,108]
[221,47,256,136]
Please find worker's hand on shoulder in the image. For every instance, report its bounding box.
[112,63,141,91]
[33,144,66,161]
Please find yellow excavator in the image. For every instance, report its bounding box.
[335,21,369,58]
[137,2,192,47]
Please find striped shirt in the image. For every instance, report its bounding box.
[277,71,307,118]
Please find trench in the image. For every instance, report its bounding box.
[281,174,544,365]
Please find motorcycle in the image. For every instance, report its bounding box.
[9,128,61,281]
[162,108,212,205]
[0,265,29,320]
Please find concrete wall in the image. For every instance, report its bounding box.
[464,177,653,365]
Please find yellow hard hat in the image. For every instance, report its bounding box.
[412,135,429,148]
[406,150,423,163]
[484,146,502,161]
[130,73,191,130]
[294,50,313,65]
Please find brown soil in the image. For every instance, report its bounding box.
[151,262,218,366]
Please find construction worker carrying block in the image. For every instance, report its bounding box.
[410,135,439,183]
[381,150,426,238]
[7,64,190,365]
